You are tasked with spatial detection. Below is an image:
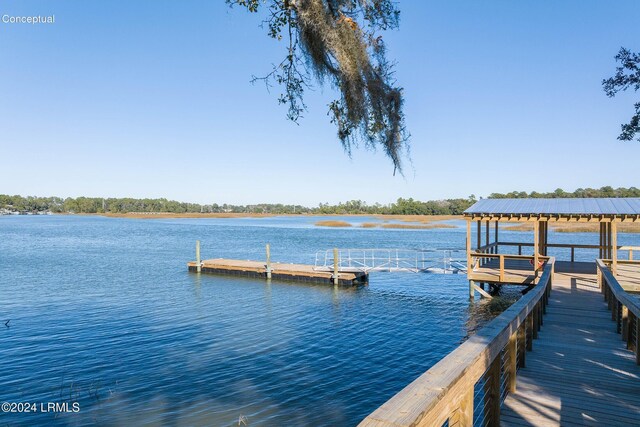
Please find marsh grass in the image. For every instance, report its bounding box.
[315,220,352,227]
[380,223,457,230]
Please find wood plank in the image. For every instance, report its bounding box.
[501,267,640,426]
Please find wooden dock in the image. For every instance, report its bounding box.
[187,258,368,286]
[358,258,640,427]
[501,265,640,426]
[357,199,640,426]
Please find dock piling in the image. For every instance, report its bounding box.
[196,240,201,273]
[266,243,272,279]
[333,248,339,285]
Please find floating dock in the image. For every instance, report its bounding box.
[187,258,368,286]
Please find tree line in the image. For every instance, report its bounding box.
[0,194,476,215]
[1,186,638,216]
[488,186,640,199]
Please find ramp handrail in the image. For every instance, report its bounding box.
[314,248,467,273]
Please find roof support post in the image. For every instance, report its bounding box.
[485,220,489,251]
[599,222,604,259]
[612,219,618,276]
[466,219,472,279]
[607,222,612,259]
[534,220,539,275]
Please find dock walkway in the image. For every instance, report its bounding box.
[501,267,640,426]
[188,258,367,286]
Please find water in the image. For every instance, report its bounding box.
[0,216,636,426]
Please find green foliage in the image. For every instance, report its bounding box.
[3,188,639,216]
[0,194,476,216]
[227,0,409,173]
[603,47,640,142]
[488,186,640,199]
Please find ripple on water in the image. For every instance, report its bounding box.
[4,216,612,426]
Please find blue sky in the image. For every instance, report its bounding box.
[1,1,639,205]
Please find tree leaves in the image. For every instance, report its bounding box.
[603,47,640,142]
[228,0,409,173]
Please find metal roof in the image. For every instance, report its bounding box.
[464,198,640,216]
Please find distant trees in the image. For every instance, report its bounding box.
[488,186,640,199]
[0,194,476,216]
[603,48,640,142]
[2,188,638,216]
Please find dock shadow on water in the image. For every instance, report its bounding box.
[0,215,537,426]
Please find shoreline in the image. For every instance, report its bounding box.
[90,212,464,221]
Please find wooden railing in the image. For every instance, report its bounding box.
[596,259,640,365]
[620,246,640,261]
[359,259,555,427]
[469,252,549,281]
[496,242,602,262]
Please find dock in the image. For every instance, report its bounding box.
[187,258,368,286]
[359,198,640,427]
[501,264,640,426]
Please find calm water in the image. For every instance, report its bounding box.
[0,216,637,426]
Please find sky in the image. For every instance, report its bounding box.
[1,0,639,205]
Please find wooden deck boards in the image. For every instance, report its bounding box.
[501,268,640,426]
[470,260,597,285]
[616,263,640,292]
[187,258,368,286]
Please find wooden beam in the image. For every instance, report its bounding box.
[485,221,490,250]
[599,222,603,259]
[612,220,618,276]
[508,332,517,392]
[487,357,501,427]
[457,387,474,426]
[466,220,472,279]
[608,222,611,258]
[534,220,539,274]
[474,283,493,299]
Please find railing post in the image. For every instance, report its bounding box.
[628,313,636,351]
[597,267,602,292]
[616,302,622,334]
[526,313,534,351]
[532,304,539,339]
[487,356,501,427]
[571,247,575,263]
[508,332,517,392]
[636,318,640,365]
[499,255,505,282]
[517,322,526,368]
[539,301,544,326]
[457,386,474,426]
[621,305,629,342]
